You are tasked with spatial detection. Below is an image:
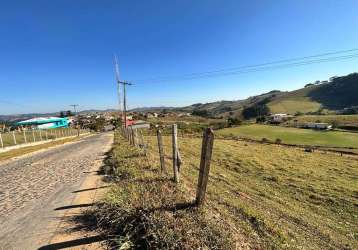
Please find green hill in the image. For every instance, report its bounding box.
[179,72,358,117]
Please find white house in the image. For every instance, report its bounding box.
[302,123,332,130]
[271,114,292,123]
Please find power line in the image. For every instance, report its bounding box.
[134,48,358,84]
[163,53,358,82]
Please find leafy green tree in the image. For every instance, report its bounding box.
[228,117,242,127]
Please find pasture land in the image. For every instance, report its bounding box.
[216,124,358,148]
[287,114,358,127]
[142,135,358,249]
[268,96,321,114]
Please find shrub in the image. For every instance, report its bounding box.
[275,138,282,144]
[261,138,269,143]
[227,117,242,127]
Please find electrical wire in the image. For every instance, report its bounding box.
[134,49,358,84]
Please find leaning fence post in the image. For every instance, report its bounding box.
[23,130,27,144]
[45,130,48,140]
[12,131,17,145]
[39,130,43,141]
[157,129,166,173]
[196,128,215,206]
[172,124,179,183]
[0,133,3,148]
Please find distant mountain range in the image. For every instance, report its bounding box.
[2,72,357,122]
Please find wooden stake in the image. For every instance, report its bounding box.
[32,130,36,142]
[132,128,137,146]
[172,124,179,183]
[0,133,3,148]
[196,128,215,206]
[23,130,27,144]
[12,131,17,145]
[157,129,166,173]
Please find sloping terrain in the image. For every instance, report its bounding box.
[177,72,358,117]
[89,132,358,249]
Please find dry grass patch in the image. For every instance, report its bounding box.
[143,135,358,249]
[83,134,236,249]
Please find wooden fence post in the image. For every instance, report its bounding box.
[32,130,36,142]
[23,130,27,144]
[196,128,215,206]
[133,128,136,146]
[39,130,43,140]
[45,130,48,140]
[0,133,3,148]
[172,124,179,183]
[130,128,134,145]
[12,131,17,145]
[157,129,166,173]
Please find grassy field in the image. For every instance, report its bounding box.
[268,96,321,114]
[84,135,236,249]
[216,124,358,148]
[287,114,358,126]
[142,134,358,249]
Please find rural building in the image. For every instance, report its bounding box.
[270,114,292,123]
[145,112,158,118]
[17,117,69,129]
[301,122,333,130]
[128,120,150,129]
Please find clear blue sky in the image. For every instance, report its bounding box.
[1,0,358,115]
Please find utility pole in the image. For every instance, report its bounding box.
[70,104,80,133]
[119,80,132,128]
[70,104,79,115]
[113,55,132,128]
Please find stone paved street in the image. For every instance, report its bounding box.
[0,132,113,250]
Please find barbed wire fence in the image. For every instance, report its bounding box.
[119,124,214,206]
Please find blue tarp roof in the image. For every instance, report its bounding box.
[17,117,69,125]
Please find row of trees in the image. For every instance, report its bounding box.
[59,110,74,118]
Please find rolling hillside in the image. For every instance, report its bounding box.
[178,72,358,117]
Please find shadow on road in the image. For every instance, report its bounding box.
[54,203,95,211]
[72,185,110,193]
[38,234,106,250]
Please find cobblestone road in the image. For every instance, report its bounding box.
[0,132,113,249]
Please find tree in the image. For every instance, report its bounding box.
[242,104,270,119]
[192,109,210,117]
[66,110,73,117]
[59,111,65,118]
[228,117,242,127]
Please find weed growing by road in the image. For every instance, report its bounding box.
[86,134,236,249]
